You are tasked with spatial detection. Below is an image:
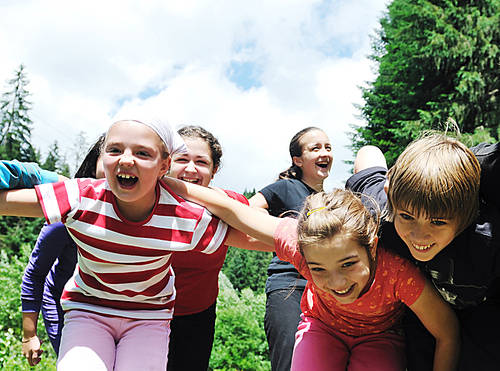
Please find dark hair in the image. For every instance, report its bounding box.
[279,126,322,180]
[74,134,105,178]
[177,125,223,171]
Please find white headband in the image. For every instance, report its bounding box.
[136,118,187,155]
[112,118,187,155]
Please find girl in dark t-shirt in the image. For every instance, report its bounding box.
[248,126,333,371]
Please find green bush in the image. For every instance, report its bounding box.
[210,273,270,371]
[0,245,57,370]
[222,248,272,292]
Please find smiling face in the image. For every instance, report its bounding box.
[393,208,460,261]
[303,233,375,305]
[293,129,333,189]
[102,120,170,221]
[169,137,216,187]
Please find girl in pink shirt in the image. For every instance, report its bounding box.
[164,180,460,371]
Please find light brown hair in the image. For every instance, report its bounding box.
[386,133,480,232]
[297,189,379,256]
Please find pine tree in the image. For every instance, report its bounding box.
[353,0,500,165]
[42,141,70,177]
[72,131,88,175]
[0,64,37,162]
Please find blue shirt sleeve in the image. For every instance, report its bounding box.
[0,160,59,189]
[21,223,75,313]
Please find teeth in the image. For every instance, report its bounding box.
[334,287,350,294]
[182,179,199,184]
[118,174,137,179]
[412,243,432,251]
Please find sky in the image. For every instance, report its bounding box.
[0,0,388,193]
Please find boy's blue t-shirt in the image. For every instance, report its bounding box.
[345,144,500,309]
[0,160,59,189]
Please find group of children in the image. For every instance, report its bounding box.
[1,117,498,370]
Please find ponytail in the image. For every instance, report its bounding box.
[278,126,320,181]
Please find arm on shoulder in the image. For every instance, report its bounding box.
[409,279,460,371]
[248,192,269,209]
[353,145,388,174]
[165,177,280,245]
[225,228,275,251]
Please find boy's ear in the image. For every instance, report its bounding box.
[292,156,303,168]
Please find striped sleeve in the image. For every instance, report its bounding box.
[35,179,87,224]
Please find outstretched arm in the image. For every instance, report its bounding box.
[0,189,43,217]
[248,192,269,210]
[409,280,460,371]
[165,177,280,246]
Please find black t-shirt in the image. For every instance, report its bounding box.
[259,178,315,293]
[346,153,500,309]
[471,142,500,212]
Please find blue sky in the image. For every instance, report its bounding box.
[0,0,388,193]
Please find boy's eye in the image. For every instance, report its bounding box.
[137,151,151,157]
[431,219,447,226]
[174,158,189,163]
[399,213,413,221]
[196,160,209,166]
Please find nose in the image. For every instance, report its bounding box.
[409,223,431,241]
[185,160,196,172]
[119,151,134,167]
[327,272,347,291]
[319,147,332,159]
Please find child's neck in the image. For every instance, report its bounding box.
[116,192,157,222]
[301,177,324,192]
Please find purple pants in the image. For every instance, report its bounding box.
[57,310,170,371]
[292,316,406,371]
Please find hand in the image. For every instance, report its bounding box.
[22,335,43,366]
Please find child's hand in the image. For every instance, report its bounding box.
[22,335,43,366]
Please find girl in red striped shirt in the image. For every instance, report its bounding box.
[0,118,232,370]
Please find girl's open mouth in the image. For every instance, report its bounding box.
[117,174,138,188]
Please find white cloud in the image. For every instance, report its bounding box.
[0,0,387,193]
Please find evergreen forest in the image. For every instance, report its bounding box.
[1,0,499,369]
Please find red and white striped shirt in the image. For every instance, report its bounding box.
[34,178,228,320]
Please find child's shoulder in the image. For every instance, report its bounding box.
[377,247,420,274]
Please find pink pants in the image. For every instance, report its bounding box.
[292,316,406,371]
[57,310,170,371]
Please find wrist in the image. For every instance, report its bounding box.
[21,334,37,343]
